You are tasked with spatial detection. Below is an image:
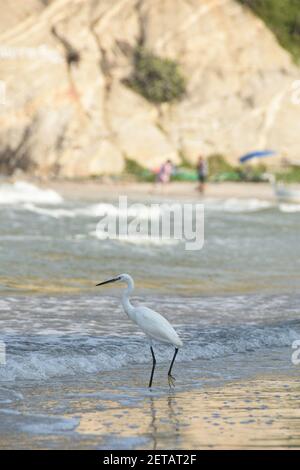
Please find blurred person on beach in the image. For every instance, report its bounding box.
[156,159,175,184]
[197,155,208,194]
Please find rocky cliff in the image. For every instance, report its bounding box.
[0,0,299,177]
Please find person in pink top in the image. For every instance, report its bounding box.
[156,160,174,184]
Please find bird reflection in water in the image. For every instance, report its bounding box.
[148,393,181,449]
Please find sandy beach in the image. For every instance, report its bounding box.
[1,368,300,449]
[76,374,300,450]
[40,180,275,203]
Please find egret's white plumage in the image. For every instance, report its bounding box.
[96,273,183,387]
[130,306,183,347]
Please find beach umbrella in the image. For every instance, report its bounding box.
[239,150,278,164]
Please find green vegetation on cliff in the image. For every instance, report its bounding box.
[238,0,300,62]
[126,47,186,103]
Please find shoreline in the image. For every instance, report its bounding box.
[1,370,299,449]
[42,180,275,202]
[1,174,277,202]
[52,372,300,449]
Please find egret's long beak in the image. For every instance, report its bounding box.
[96,276,120,287]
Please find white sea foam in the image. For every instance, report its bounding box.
[76,203,162,219]
[204,198,273,213]
[21,201,162,219]
[90,229,180,246]
[279,203,300,213]
[0,323,298,382]
[23,203,75,218]
[0,181,63,205]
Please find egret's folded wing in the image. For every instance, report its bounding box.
[134,307,183,347]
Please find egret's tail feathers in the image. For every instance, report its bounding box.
[174,337,183,348]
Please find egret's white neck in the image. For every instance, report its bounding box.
[121,277,135,320]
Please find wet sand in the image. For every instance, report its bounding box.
[1,372,300,449]
[76,375,300,450]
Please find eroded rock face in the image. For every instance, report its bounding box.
[0,0,299,177]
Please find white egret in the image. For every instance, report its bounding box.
[96,274,183,388]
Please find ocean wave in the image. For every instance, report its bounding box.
[21,201,163,220]
[0,322,298,381]
[12,195,276,220]
[279,203,300,213]
[90,229,180,246]
[204,198,273,213]
[76,203,162,219]
[0,181,63,205]
[23,203,75,218]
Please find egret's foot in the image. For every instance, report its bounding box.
[168,374,176,388]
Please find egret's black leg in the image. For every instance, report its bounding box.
[149,346,156,388]
[168,348,178,388]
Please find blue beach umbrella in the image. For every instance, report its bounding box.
[239,150,278,164]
